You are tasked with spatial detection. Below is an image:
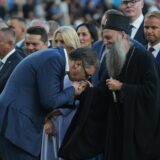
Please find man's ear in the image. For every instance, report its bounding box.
[121,31,127,39]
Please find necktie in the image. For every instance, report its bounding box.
[0,60,3,68]
[128,25,133,36]
[148,47,155,53]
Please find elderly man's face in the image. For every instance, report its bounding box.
[102,29,121,46]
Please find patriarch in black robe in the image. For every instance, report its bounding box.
[59,13,160,160]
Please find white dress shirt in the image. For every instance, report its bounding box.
[130,14,144,39]
[148,43,160,58]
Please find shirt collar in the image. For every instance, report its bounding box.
[1,48,15,64]
[16,39,24,47]
[148,43,160,51]
[131,14,144,29]
[63,48,69,72]
[148,43,160,58]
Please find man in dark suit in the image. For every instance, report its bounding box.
[0,27,23,93]
[144,11,160,63]
[24,26,49,55]
[120,0,147,45]
[7,17,26,58]
[29,19,53,48]
[0,46,99,160]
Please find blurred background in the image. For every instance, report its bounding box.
[0,0,159,27]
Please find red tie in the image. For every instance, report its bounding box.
[148,47,155,53]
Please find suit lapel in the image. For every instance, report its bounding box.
[0,53,15,75]
[56,46,66,75]
[156,50,160,62]
[134,21,147,45]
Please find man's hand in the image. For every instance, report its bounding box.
[72,81,88,95]
[44,119,56,136]
[106,78,123,91]
[45,109,62,121]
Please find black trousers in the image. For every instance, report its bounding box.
[0,136,39,160]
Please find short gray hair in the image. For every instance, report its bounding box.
[69,47,100,70]
[0,28,16,45]
[29,19,49,33]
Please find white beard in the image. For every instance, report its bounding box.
[106,35,127,78]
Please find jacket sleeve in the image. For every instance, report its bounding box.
[37,55,75,111]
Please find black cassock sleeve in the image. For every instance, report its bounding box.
[58,87,108,160]
[59,50,160,160]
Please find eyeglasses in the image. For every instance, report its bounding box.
[81,61,92,80]
[121,0,140,5]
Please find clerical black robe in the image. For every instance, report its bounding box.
[59,46,160,160]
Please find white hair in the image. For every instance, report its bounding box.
[29,19,50,33]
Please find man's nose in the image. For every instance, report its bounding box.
[27,44,34,49]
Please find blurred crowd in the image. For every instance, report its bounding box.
[0,0,160,28]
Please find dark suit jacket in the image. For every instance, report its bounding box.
[156,50,160,77]
[0,47,75,157]
[0,51,23,93]
[145,45,160,77]
[156,50,160,63]
[16,39,27,58]
[134,20,148,46]
[92,40,107,86]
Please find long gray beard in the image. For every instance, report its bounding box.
[106,39,127,78]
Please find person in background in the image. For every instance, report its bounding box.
[29,19,52,48]
[120,0,148,45]
[144,10,160,63]
[7,17,26,57]
[52,26,80,53]
[47,20,60,45]
[0,27,23,160]
[24,26,48,55]
[76,22,98,47]
[0,28,23,93]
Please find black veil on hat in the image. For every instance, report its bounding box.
[102,13,130,34]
